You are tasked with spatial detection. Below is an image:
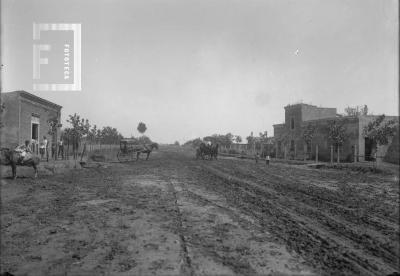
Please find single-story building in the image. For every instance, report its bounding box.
[0,91,62,153]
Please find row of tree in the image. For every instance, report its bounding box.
[183,131,272,151]
[60,114,124,147]
[56,115,152,159]
[184,133,243,148]
[59,115,150,146]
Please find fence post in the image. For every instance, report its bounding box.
[315,144,318,163]
[354,144,357,163]
[330,145,333,164]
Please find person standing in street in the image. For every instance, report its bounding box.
[58,138,64,159]
[266,155,270,166]
[39,141,45,159]
[43,136,48,162]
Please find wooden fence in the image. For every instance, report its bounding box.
[38,142,120,161]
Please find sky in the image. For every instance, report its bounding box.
[1,0,398,143]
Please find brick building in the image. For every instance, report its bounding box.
[273,103,398,163]
[0,91,62,153]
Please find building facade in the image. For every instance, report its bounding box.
[1,91,62,152]
[273,103,398,163]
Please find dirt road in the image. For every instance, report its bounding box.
[1,146,399,275]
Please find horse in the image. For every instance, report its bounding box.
[135,143,159,161]
[210,143,219,160]
[197,142,210,160]
[0,148,40,179]
[197,142,218,160]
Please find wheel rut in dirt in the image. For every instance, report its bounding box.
[165,178,195,276]
[196,159,399,276]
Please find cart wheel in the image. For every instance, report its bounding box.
[117,150,129,162]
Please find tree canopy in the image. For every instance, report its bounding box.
[62,113,123,144]
[328,120,347,148]
[302,123,316,145]
[363,115,398,147]
[137,122,147,134]
[0,102,5,128]
[344,105,368,117]
[235,135,242,143]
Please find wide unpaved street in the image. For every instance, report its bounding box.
[1,146,399,276]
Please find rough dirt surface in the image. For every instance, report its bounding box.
[1,146,399,275]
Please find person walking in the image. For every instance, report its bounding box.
[58,139,64,159]
[43,136,49,162]
[265,155,270,166]
[39,141,45,159]
[255,152,260,163]
[51,142,57,159]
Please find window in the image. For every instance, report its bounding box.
[290,118,295,130]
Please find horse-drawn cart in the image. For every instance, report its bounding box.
[117,139,159,162]
[117,139,140,162]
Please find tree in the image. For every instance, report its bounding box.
[257,131,269,152]
[67,114,86,158]
[235,135,242,143]
[276,132,290,159]
[138,135,152,144]
[183,138,202,148]
[137,122,147,135]
[344,105,368,117]
[88,124,98,145]
[363,115,398,162]
[203,134,234,148]
[61,128,72,158]
[101,126,123,144]
[96,129,102,144]
[302,123,316,159]
[224,133,234,148]
[246,135,254,146]
[82,119,91,139]
[328,120,347,163]
[174,141,180,146]
[47,117,63,159]
[0,102,5,128]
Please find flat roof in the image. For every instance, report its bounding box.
[284,103,336,110]
[2,90,62,110]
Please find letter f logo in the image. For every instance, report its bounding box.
[33,23,51,79]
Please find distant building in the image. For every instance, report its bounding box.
[273,103,399,163]
[0,91,62,152]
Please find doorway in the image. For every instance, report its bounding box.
[31,123,39,142]
[365,138,375,161]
